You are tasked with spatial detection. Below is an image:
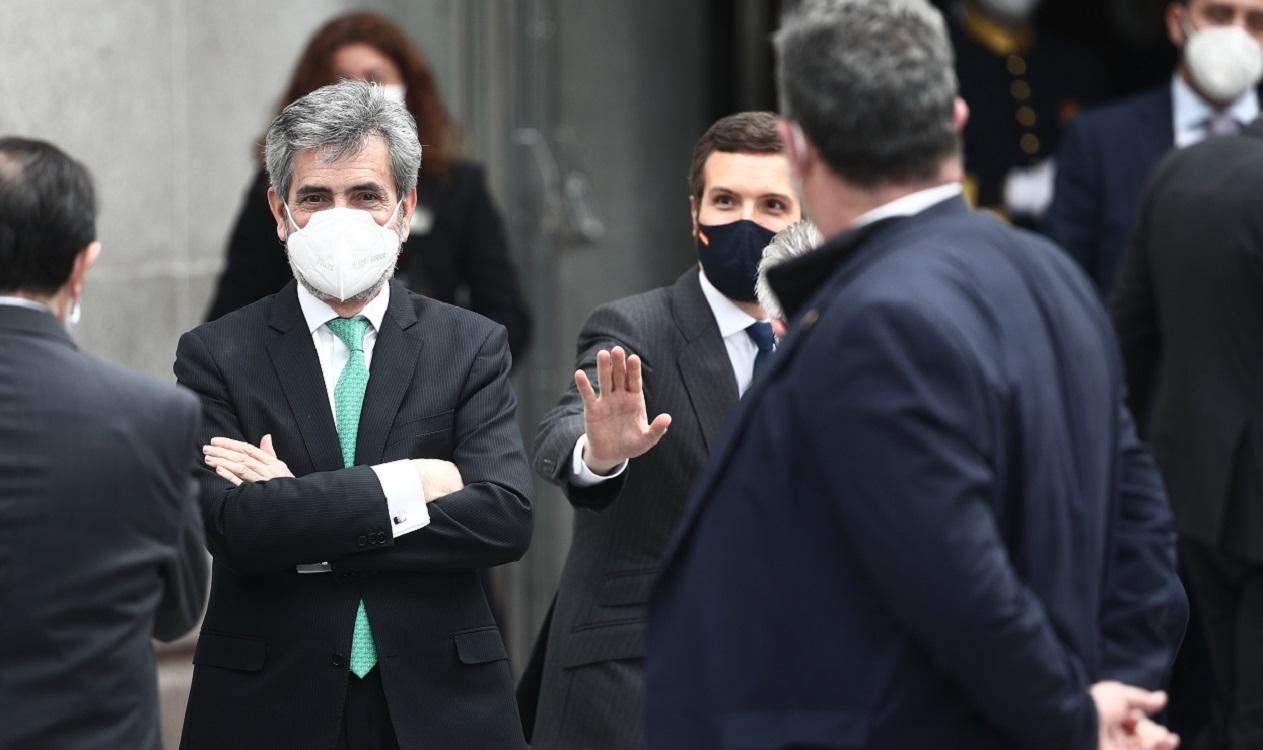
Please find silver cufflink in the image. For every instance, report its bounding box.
[392,515,407,525]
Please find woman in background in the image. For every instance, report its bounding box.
[205,11,531,359]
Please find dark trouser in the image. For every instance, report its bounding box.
[336,668,399,750]
[1181,538,1263,750]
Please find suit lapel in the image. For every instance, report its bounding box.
[356,282,422,465]
[266,282,344,472]
[671,270,739,455]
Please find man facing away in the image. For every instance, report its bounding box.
[174,80,532,749]
[647,1,1188,748]
[1111,116,1263,749]
[521,112,799,749]
[0,136,208,749]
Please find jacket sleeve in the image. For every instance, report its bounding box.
[807,297,1097,749]
[331,324,534,573]
[456,164,533,361]
[1098,400,1187,688]
[153,390,210,642]
[1043,117,1106,291]
[532,303,650,511]
[204,170,294,322]
[174,327,396,574]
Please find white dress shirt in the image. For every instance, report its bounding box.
[0,295,52,313]
[295,283,429,572]
[851,182,965,229]
[1172,73,1260,149]
[570,268,768,487]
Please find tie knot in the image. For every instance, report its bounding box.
[326,317,370,352]
[1206,113,1241,137]
[746,321,775,354]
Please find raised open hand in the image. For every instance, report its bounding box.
[577,346,672,475]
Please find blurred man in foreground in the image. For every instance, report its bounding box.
[647,1,1187,748]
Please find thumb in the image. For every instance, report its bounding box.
[260,433,277,458]
[647,413,672,442]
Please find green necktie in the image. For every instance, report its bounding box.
[325,317,377,678]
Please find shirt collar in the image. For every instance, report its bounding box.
[1172,73,1260,147]
[697,267,763,339]
[296,282,390,334]
[850,182,965,230]
[0,295,53,314]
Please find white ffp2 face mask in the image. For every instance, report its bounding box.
[1183,20,1263,104]
[284,203,403,301]
[975,0,1042,25]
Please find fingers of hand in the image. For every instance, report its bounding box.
[611,346,627,391]
[260,433,277,458]
[204,445,288,480]
[214,464,244,486]
[627,354,643,394]
[575,369,597,406]
[596,349,613,397]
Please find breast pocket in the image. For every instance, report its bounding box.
[385,410,454,459]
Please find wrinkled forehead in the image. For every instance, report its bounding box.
[289,135,396,197]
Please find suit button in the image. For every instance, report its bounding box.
[332,652,345,668]
[357,534,367,548]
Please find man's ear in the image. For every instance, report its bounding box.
[776,117,812,186]
[399,187,418,238]
[953,97,971,135]
[1165,2,1189,48]
[66,240,101,306]
[689,195,700,238]
[267,186,289,243]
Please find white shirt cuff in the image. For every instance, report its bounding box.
[371,459,431,538]
[569,434,628,487]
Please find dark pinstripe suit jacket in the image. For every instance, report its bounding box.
[524,268,738,746]
[174,280,532,749]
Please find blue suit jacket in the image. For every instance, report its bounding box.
[646,198,1186,749]
[1042,85,1174,295]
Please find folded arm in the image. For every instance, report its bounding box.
[175,328,395,574]
[332,324,533,573]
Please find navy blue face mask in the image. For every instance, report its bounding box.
[696,219,777,303]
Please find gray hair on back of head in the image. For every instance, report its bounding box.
[755,219,823,321]
[264,79,422,202]
[775,0,959,187]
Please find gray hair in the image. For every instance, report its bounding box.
[775,0,959,187]
[755,220,823,321]
[264,79,422,202]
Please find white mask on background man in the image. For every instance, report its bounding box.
[975,0,1042,26]
[1182,19,1263,104]
[381,84,406,104]
[284,203,403,301]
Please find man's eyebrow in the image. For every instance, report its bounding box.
[294,185,331,198]
[347,181,388,194]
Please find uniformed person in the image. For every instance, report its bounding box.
[949,0,1106,224]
